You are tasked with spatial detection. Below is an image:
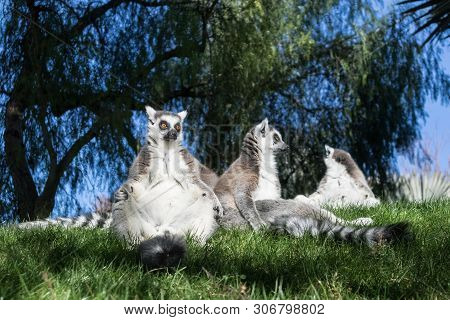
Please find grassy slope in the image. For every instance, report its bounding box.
[0,200,449,299]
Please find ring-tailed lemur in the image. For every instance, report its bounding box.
[295,145,380,208]
[15,107,223,269]
[214,119,288,230]
[214,119,409,245]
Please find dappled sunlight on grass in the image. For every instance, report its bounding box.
[0,200,448,299]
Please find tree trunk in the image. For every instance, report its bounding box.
[4,98,39,221]
[2,0,134,221]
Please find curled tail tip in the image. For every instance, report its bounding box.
[383,221,412,243]
[138,232,187,270]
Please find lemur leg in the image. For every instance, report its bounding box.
[294,195,317,206]
[234,186,267,230]
[113,177,220,247]
[293,196,373,226]
[171,197,218,245]
[111,183,155,245]
[172,177,221,243]
[255,199,373,228]
[195,178,224,219]
[217,206,248,229]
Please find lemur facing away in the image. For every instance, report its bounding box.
[214,119,409,246]
[16,107,223,269]
[295,145,380,208]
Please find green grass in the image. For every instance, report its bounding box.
[1,200,449,299]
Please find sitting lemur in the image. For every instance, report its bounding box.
[214,119,409,246]
[16,107,223,269]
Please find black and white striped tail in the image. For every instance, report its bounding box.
[15,211,113,230]
[270,215,410,246]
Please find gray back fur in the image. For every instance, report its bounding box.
[330,148,373,195]
[301,145,380,207]
[214,119,288,229]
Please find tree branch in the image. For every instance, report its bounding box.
[63,0,126,40]
[122,123,138,154]
[143,0,212,71]
[49,88,143,117]
[40,121,104,202]
[63,0,196,40]
[38,108,57,171]
[160,82,209,103]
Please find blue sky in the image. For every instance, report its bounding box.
[397,50,449,173]
[382,0,449,173]
[401,42,449,173]
[400,48,449,173]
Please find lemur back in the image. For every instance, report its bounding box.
[297,145,380,208]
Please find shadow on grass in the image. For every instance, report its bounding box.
[2,228,137,271]
[181,230,428,298]
[1,208,449,299]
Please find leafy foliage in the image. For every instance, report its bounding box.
[399,0,450,44]
[0,0,449,220]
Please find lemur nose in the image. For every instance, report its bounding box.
[213,206,220,212]
[165,129,178,140]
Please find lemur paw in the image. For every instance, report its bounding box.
[352,217,374,226]
[250,219,268,231]
[205,192,224,218]
[294,195,316,206]
[213,203,224,218]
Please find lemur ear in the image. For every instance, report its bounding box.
[145,106,157,124]
[178,110,187,122]
[324,145,334,157]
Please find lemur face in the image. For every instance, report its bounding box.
[145,106,187,143]
[255,118,289,154]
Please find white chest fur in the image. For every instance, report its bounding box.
[310,172,379,207]
[118,147,217,243]
[136,179,199,226]
[253,153,280,201]
[148,144,189,185]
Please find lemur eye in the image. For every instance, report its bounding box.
[174,123,181,132]
[273,134,280,143]
[159,121,168,130]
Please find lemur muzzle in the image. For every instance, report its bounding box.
[164,129,178,141]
